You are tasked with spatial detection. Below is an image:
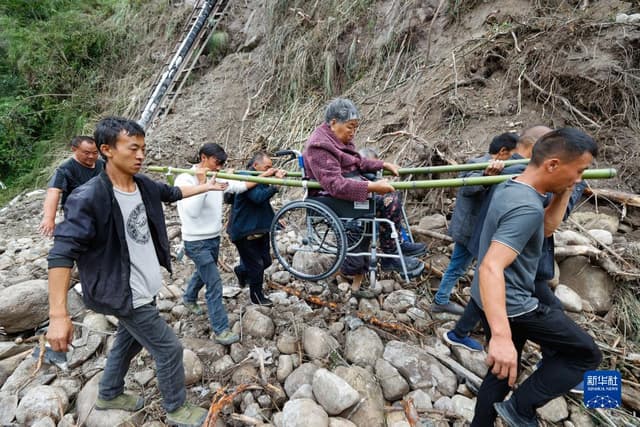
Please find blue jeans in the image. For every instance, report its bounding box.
[99,302,186,412]
[183,237,229,334]
[434,242,474,305]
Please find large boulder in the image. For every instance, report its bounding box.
[375,359,409,401]
[554,284,583,312]
[344,327,384,368]
[15,385,68,424]
[285,363,319,397]
[559,256,615,313]
[312,369,360,415]
[0,280,49,333]
[334,365,385,427]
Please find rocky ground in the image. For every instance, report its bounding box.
[2,0,640,426]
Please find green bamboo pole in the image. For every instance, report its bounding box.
[233,158,531,177]
[147,166,616,189]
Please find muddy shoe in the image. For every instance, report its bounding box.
[166,402,208,427]
[215,329,240,345]
[96,393,144,411]
[183,301,204,316]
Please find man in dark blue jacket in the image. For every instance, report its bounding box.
[46,117,225,427]
[229,151,286,305]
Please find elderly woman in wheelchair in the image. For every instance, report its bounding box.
[301,98,425,284]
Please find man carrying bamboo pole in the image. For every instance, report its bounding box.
[46,117,222,426]
[470,128,602,427]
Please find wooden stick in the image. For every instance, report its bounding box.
[411,227,453,242]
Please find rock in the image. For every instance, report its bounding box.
[181,337,226,360]
[404,389,432,411]
[257,394,271,408]
[32,417,56,427]
[312,369,360,415]
[569,405,596,426]
[291,383,315,400]
[284,363,319,397]
[15,385,68,424]
[231,364,258,385]
[537,396,569,422]
[133,369,155,386]
[334,365,385,427]
[183,349,203,385]
[0,280,49,333]
[587,229,613,245]
[419,214,447,230]
[58,414,76,427]
[272,412,283,427]
[554,284,583,312]
[212,355,235,374]
[554,230,591,246]
[451,395,475,422]
[358,298,380,313]
[549,260,560,288]
[383,340,457,396]
[0,350,30,386]
[328,417,357,427]
[282,398,329,427]
[450,346,488,378]
[559,256,615,313]
[0,392,18,424]
[433,396,453,412]
[386,410,410,427]
[244,308,276,338]
[570,212,618,233]
[277,335,299,354]
[271,271,291,284]
[230,343,248,363]
[345,327,384,367]
[69,333,103,368]
[382,290,416,313]
[1,356,55,397]
[277,355,294,383]
[380,279,396,294]
[82,312,112,333]
[375,359,410,401]
[76,374,142,427]
[292,252,335,278]
[51,377,81,401]
[303,326,339,360]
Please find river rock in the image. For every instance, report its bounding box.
[450,346,488,378]
[303,326,339,360]
[181,337,226,360]
[383,340,457,396]
[554,230,591,246]
[284,363,319,397]
[404,389,432,411]
[386,410,410,427]
[334,365,385,427]
[451,395,475,422]
[554,284,583,312]
[32,417,56,427]
[0,392,17,424]
[244,308,275,338]
[15,385,68,424]
[382,290,416,313]
[82,312,112,333]
[183,348,203,385]
[536,396,569,423]
[329,418,357,427]
[570,212,618,233]
[277,355,294,383]
[291,383,314,400]
[345,327,384,367]
[277,335,299,354]
[419,214,447,230]
[0,280,50,333]
[559,256,614,313]
[282,398,329,427]
[312,369,360,415]
[375,358,410,401]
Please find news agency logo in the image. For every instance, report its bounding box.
[584,370,621,409]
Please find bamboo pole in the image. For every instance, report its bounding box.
[146,166,617,189]
[233,158,530,177]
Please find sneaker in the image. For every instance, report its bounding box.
[215,329,240,345]
[570,380,584,394]
[250,293,274,307]
[183,301,203,315]
[234,265,247,288]
[400,241,427,257]
[380,256,423,274]
[443,330,483,352]
[96,393,144,411]
[431,302,465,315]
[494,399,537,427]
[166,402,208,427]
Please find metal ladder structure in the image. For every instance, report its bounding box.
[138,0,230,129]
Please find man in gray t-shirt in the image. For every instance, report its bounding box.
[113,187,162,307]
[470,128,602,427]
[470,178,546,317]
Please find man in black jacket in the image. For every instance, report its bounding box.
[46,117,224,427]
[229,151,285,305]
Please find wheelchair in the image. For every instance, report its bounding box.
[269,150,418,287]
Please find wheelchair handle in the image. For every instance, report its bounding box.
[274,149,301,159]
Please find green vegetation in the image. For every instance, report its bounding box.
[0,0,146,204]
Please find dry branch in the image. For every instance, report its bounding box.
[411,226,453,242]
[267,282,340,310]
[584,188,640,208]
[204,384,250,427]
[422,347,483,391]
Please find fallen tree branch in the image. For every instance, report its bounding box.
[584,187,640,208]
[356,312,424,337]
[411,226,454,243]
[204,384,250,427]
[554,245,602,258]
[267,282,341,310]
[422,347,483,391]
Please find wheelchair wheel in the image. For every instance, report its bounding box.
[270,199,347,281]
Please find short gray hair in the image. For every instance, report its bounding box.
[324,98,360,124]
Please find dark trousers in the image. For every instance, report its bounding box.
[471,304,602,426]
[234,234,271,292]
[99,302,186,412]
[453,279,563,338]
